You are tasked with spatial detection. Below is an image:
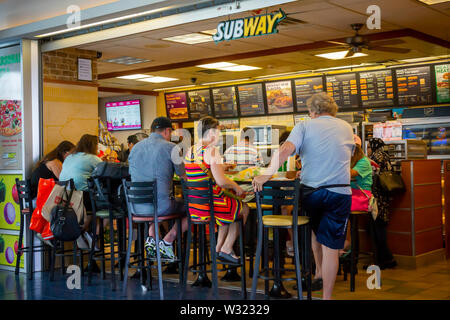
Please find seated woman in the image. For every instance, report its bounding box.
[59,134,102,213]
[184,116,249,264]
[30,141,75,199]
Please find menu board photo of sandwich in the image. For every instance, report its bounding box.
[165,92,188,120]
[359,70,394,107]
[396,66,432,106]
[212,86,238,118]
[188,89,212,120]
[325,73,359,109]
[295,76,324,112]
[238,83,266,116]
[265,80,294,114]
[435,64,450,103]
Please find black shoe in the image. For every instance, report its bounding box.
[218,252,240,265]
[85,261,101,274]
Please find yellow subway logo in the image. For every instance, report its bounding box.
[213,10,286,43]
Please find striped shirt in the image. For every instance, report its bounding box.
[223,141,264,171]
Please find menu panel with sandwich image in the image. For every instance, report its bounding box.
[435,64,450,103]
[188,89,212,120]
[396,66,432,106]
[212,86,238,118]
[265,80,294,114]
[165,92,188,120]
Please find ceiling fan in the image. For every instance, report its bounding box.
[326,23,411,57]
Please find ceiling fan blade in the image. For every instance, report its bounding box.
[369,46,411,54]
[326,40,347,46]
[345,49,355,58]
[369,39,405,46]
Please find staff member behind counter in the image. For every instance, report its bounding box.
[253,92,355,300]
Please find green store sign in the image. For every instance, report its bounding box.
[0,53,20,66]
[213,9,286,43]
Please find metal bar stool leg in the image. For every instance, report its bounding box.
[306,224,312,300]
[181,218,192,299]
[28,226,34,280]
[263,227,269,299]
[50,243,56,281]
[88,213,98,286]
[177,219,183,285]
[122,214,133,296]
[350,214,358,292]
[15,212,24,275]
[293,225,303,300]
[239,219,247,299]
[108,212,117,291]
[137,223,145,286]
[99,221,106,279]
[209,220,219,300]
[154,217,164,300]
[251,214,263,300]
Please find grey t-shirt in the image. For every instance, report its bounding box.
[128,133,185,214]
[286,116,354,195]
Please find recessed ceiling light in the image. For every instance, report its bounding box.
[315,51,367,60]
[102,56,151,65]
[417,0,450,4]
[162,33,213,44]
[218,65,261,72]
[137,76,178,83]
[116,74,151,79]
[197,62,237,69]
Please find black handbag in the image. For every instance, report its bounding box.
[50,187,82,241]
[378,171,406,194]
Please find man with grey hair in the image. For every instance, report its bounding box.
[253,92,354,300]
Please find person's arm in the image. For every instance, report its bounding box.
[172,146,188,181]
[252,141,296,192]
[351,168,359,178]
[46,159,62,179]
[207,147,245,196]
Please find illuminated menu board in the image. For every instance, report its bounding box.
[188,89,212,120]
[435,64,450,103]
[265,80,294,114]
[359,69,394,107]
[325,73,359,108]
[165,92,188,120]
[212,86,238,118]
[396,66,432,106]
[237,83,265,116]
[294,77,324,112]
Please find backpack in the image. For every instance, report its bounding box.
[50,187,83,241]
[92,162,129,180]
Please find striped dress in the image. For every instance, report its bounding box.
[184,146,242,226]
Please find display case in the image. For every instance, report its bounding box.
[384,140,428,169]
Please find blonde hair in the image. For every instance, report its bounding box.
[306,92,338,116]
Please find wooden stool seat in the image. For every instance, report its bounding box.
[248,203,272,211]
[351,211,368,215]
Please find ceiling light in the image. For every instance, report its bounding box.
[218,65,261,72]
[201,78,250,86]
[102,56,151,65]
[197,62,237,69]
[315,50,367,60]
[137,76,178,83]
[417,0,450,4]
[116,74,151,80]
[162,33,213,44]
[154,85,196,91]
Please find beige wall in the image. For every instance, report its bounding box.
[43,82,98,153]
[98,94,157,146]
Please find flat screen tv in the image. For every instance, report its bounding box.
[106,99,142,131]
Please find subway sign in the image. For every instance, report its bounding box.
[213,9,286,43]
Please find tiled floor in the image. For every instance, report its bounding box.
[1,255,449,300]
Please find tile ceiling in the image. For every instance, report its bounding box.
[72,0,450,92]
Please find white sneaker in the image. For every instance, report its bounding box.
[76,234,89,250]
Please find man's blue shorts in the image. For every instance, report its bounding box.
[303,189,351,250]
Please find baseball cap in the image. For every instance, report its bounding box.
[151,117,173,131]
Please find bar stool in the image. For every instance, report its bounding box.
[86,177,127,291]
[251,180,311,300]
[121,180,184,300]
[181,179,246,300]
[15,179,48,280]
[49,179,86,281]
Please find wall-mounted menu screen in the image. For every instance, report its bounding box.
[325,73,359,108]
[188,89,212,120]
[396,66,432,106]
[435,64,450,103]
[295,77,324,112]
[165,92,188,120]
[359,69,394,107]
[237,83,265,116]
[265,80,294,114]
[212,86,238,118]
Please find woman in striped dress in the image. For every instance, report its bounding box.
[184,116,249,264]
